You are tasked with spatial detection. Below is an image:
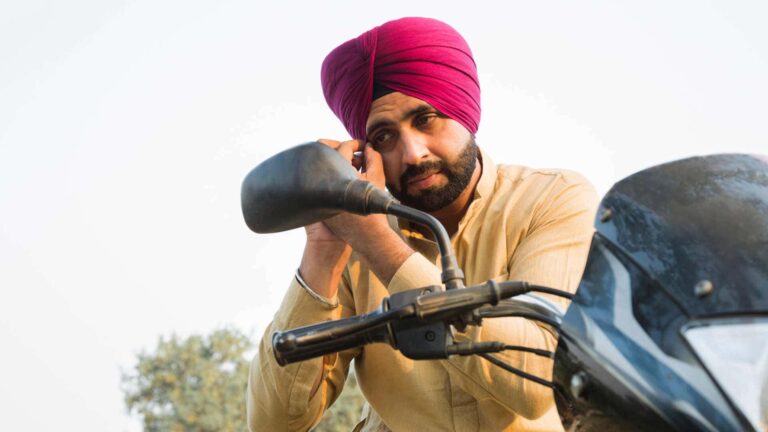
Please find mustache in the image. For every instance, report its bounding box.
[400,160,445,188]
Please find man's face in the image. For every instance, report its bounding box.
[365,92,478,212]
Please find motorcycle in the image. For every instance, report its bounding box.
[241,143,768,431]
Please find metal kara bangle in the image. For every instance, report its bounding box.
[295,268,340,308]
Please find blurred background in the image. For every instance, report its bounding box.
[1,1,766,430]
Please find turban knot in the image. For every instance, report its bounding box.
[321,17,481,140]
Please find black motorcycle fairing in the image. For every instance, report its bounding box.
[554,236,742,431]
[553,154,768,432]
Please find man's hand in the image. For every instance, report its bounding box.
[303,138,386,248]
[316,139,386,188]
[311,139,390,251]
[298,139,413,297]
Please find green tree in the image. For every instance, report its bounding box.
[122,327,252,432]
[122,327,365,432]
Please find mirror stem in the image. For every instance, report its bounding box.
[388,203,465,290]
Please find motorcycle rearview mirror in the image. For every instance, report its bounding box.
[241,142,396,233]
[241,141,465,291]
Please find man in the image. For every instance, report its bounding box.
[247,17,598,432]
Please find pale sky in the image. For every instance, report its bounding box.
[1,1,766,430]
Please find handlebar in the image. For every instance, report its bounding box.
[272,280,572,366]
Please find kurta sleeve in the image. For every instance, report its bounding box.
[447,171,598,419]
[388,171,598,420]
[246,271,359,432]
[506,171,599,307]
[387,252,442,293]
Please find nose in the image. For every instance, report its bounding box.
[399,129,430,166]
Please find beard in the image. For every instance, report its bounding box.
[387,138,479,212]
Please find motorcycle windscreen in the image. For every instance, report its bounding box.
[595,153,768,317]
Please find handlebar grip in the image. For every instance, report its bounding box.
[271,315,389,365]
[272,329,385,365]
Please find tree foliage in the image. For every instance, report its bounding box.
[121,327,365,432]
[122,327,252,432]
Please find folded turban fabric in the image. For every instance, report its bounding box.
[321,17,481,141]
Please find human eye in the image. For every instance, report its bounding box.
[371,130,396,152]
[414,113,437,128]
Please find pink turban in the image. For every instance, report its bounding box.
[321,17,481,141]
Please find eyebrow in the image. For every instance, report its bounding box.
[366,105,434,137]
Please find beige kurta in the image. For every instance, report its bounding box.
[247,150,599,432]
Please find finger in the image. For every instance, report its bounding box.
[316,138,341,149]
[337,139,364,162]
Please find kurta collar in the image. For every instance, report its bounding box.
[474,147,496,200]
